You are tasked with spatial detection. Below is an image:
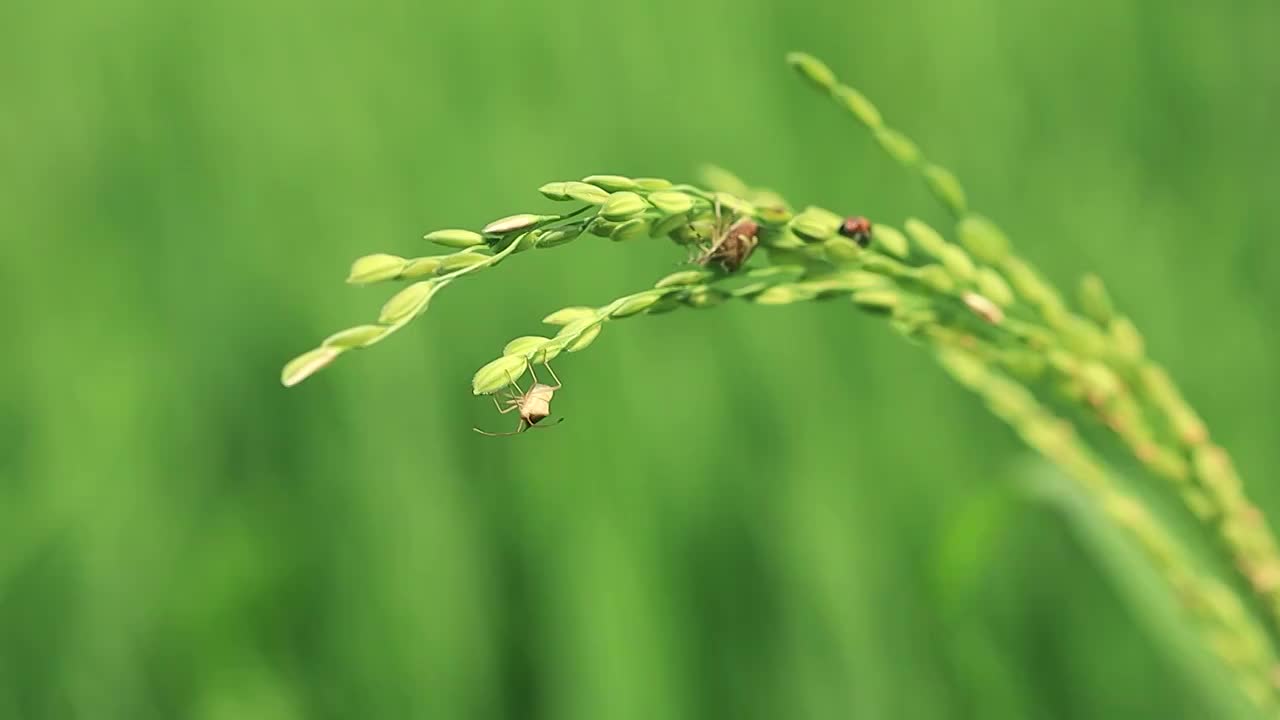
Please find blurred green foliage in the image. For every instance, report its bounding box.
[2,0,1279,717]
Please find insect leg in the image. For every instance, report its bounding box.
[473,418,529,437]
[541,361,562,389]
[529,417,565,431]
[473,427,522,436]
[505,369,526,397]
[491,394,520,414]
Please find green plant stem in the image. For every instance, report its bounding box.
[281,53,1280,712]
[934,344,1280,712]
[788,51,1280,643]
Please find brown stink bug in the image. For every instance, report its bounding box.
[692,198,760,273]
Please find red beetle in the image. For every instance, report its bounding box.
[839,216,873,247]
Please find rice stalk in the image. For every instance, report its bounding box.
[279,52,1280,713]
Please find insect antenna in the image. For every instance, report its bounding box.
[529,417,565,431]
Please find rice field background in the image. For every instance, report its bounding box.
[2,0,1280,717]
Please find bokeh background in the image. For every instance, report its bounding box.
[3,0,1280,717]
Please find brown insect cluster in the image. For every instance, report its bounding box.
[691,199,760,273]
[696,217,760,273]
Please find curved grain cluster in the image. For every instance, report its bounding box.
[281,53,1280,712]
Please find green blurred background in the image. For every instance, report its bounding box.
[3,0,1280,717]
